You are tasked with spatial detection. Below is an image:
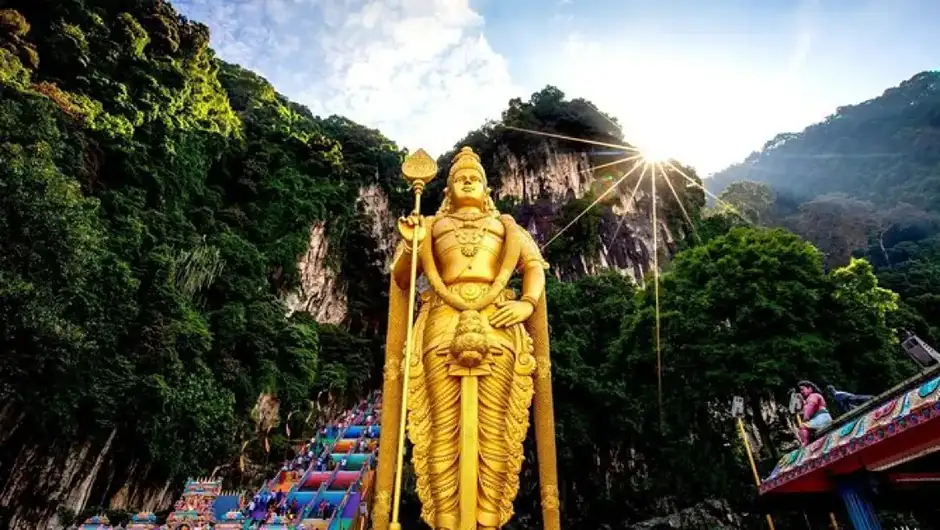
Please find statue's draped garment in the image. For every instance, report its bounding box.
[374,211,559,530]
[373,146,561,530]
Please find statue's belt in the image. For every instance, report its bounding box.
[421,283,516,306]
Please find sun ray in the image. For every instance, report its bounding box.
[540,158,646,251]
[580,153,644,175]
[657,163,700,244]
[649,161,664,429]
[507,119,709,430]
[503,125,641,154]
[608,166,649,243]
[664,160,753,225]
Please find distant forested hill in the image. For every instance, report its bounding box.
[708,71,940,208]
[707,71,940,344]
[0,1,931,529]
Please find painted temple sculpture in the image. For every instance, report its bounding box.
[760,339,940,530]
[796,380,834,446]
[373,147,561,530]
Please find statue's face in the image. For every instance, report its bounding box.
[449,169,487,207]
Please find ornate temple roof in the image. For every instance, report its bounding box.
[760,366,940,494]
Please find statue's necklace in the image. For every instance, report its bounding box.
[448,213,488,257]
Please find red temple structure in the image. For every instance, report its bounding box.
[759,364,940,529]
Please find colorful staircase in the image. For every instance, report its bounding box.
[291,397,381,530]
[111,393,382,529]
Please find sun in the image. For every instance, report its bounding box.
[636,142,674,164]
[624,116,678,164]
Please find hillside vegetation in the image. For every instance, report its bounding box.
[709,71,940,347]
[0,0,404,514]
[709,71,940,207]
[0,1,931,528]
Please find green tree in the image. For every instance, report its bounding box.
[717,180,776,225]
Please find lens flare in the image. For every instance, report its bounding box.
[506,114,753,429]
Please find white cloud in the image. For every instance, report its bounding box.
[175,0,518,158]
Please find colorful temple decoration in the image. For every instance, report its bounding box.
[116,392,382,529]
[78,515,112,530]
[762,372,940,494]
[126,511,159,529]
[164,478,224,528]
[760,363,940,530]
[212,510,247,530]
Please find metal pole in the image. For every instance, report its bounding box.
[389,189,423,530]
[736,416,776,530]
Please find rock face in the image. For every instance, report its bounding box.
[495,143,593,203]
[356,183,397,268]
[0,404,176,530]
[287,141,682,324]
[286,184,397,325]
[494,141,675,283]
[284,222,348,324]
[628,500,744,529]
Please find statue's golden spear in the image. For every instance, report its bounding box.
[388,149,438,530]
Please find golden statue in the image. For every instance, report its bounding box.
[372,147,560,530]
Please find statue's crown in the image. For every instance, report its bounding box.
[448,146,485,182]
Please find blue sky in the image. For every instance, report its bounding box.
[175,0,937,175]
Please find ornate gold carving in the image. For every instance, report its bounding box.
[447,211,490,222]
[448,146,485,182]
[384,356,400,382]
[451,310,489,368]
[540,485,560,510]
[374,490,391,519]
[455,221,486,257]
[458,283,483,303]
[535,357,552,380]
[401,149,438,189]
[378,146,557,530]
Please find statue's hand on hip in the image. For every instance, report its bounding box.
[489,300,534,328]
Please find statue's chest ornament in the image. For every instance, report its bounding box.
[455,223,486,257]
[446,213,491,258]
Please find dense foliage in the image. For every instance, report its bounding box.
[0,0,405,513]
[709,71,940,345]
[0,1,933,529]
[493,226,911,529]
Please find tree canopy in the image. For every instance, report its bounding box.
[0,0,934,528]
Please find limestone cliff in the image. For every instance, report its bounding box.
[0,406,176,529]
[285,222,347,324]
[287,137,693,328]
[286,183,397,325]
[286,137,687,329]
[482,139,684,283]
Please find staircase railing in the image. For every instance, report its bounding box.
[297,422,353,521]
[300,409,373,522]
[327,464,370,530]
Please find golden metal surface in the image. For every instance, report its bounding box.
[736,417,776,530]
[402,148,439,189]
[373,147,559,530]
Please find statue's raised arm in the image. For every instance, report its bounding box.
[373,147,560,530]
